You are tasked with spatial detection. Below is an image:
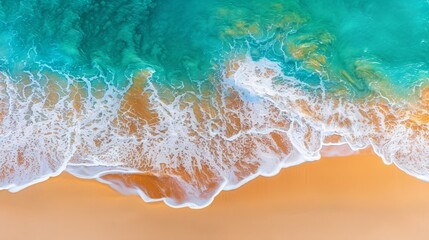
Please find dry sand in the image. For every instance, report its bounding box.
[1,151,429,240]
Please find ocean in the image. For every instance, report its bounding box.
[1,0,429,208]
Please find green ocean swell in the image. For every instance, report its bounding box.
[1,0,429,98]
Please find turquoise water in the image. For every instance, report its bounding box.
[2,0,429,93]
[1,0,429,207]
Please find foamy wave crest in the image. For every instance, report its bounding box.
[1,55,428,208]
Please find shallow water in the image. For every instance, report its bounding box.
[1,0,429,207]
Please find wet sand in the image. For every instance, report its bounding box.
[1,151,429,240]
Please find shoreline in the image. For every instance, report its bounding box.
[1,152,429,239]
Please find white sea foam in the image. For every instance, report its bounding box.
[0,55,429,208]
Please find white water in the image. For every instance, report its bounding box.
[0,55,428,208]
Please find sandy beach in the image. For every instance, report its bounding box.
[1,150,429,240]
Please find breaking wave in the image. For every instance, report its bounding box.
[1,55,429,208]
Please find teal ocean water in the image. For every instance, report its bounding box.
[1,0,429,207]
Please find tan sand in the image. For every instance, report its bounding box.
[1,151,429,240]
